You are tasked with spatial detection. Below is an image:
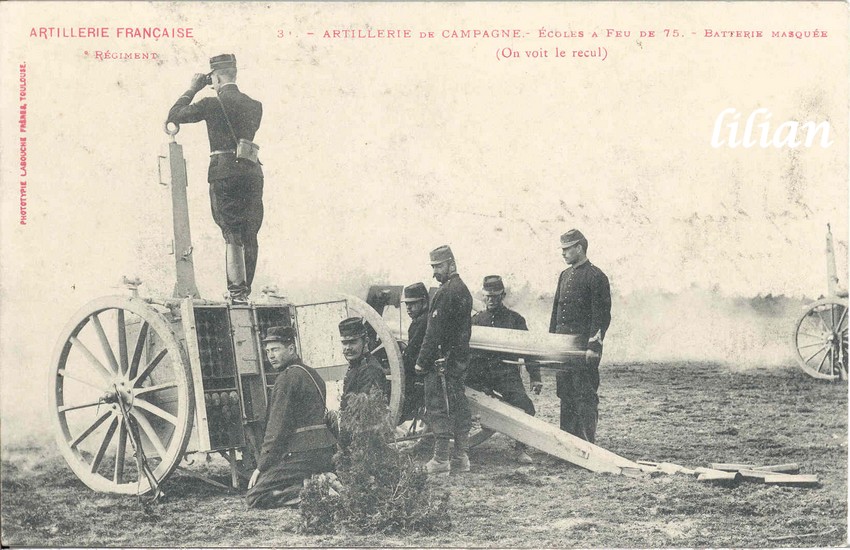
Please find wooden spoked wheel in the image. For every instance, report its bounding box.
[793,298,848,381]
[49,296,194,494]
[345,295,405,426]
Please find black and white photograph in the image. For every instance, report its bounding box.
[0,2,847,547]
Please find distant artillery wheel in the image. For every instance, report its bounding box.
[49,296,194,494]
[345,295,405,425]
[793,298,849,381]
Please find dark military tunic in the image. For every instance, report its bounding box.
[246,357,336,509]
[549,260,611,342]
[468,306,539,416]
[401,308,428,421]
[416,273,473,436]
[548,259,611,443]
[341,354,387,411]
[167,83,264,289]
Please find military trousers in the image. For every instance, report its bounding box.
[556,361,600,443]
[466,365,535,416]
[209,174,264,293]
[423,363,471,437]
[245,446,334,509]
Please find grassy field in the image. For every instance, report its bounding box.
[2,361,847,547]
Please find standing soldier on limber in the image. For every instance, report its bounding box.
[167,54,264,304]
[468,275,541,464]
[549,229,611,443]
[415,245,473,475]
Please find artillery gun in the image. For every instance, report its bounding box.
[791,224,848,381]
[49,125,637,497]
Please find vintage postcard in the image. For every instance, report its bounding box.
[1,1,847,547]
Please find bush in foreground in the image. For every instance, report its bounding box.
[299,388,450,535]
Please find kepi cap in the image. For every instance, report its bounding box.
[401,282,429,303]
[339,317,367,341]
[559,229,586,249]
[210,54,237,71]
[262,326,296,344]
[429,245,455,265]
[482,275,506,296]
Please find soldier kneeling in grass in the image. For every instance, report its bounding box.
[246,326,337,509]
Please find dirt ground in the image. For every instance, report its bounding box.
[2,361,847,547]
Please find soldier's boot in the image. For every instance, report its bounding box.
[451,431,471,473]
[425,436,451,476]
[514,441,534,465]
[225,244,249,304]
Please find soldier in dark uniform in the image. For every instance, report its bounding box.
[167,54,264,304]
[339,317,387,411]
[400,282,429,422]
[548,229,611,443]
[246,327,337,509]
[468,275,542,464]
[415,245,473,475]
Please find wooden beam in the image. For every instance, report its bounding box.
[696,469,742,485]
[467,388,638,474]
[753,463,801,474]
[709,462,757,472]
[764,474,819,487]
[738,469,771,482]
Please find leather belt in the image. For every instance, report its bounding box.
[294,424,327,434]
[210,149,236,156]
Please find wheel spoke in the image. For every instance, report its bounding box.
[129,321,150,381]
[804,345,829,364]
[117,310,129,376]
[69,337,113,383]
[134,382,177,397]
[815,308,834,333]
[798,331,823,339]
[69,411,112,448]
[131,409,168,458]
[797,342,825,350]
[132,348,168,387]
[90,313,120,374]
[114,421,127,484]
[59,400,102,414]
[58,368,109,392]
[372,343,386,354]
[90,417,118,473]
[817,347,831,374]
[836,308,847,332]
[132,398,178,426]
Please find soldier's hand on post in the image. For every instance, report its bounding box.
[415,363,424,373]
[531,381,543,395]
[248,468,260,489]
[189,73,208,93]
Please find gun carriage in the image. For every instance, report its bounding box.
[791,225,848,381]
[49,125,634,497]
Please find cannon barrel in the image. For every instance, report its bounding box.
[391,324,600,369]
[469,326,600,369]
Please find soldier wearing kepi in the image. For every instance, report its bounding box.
[400,282,429,422]
[415,245,473,475]
[167,54,264,304]
[549,229,611,443]
[339,317,387,411]
[246,327,336,509]
[468,275,541,464]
